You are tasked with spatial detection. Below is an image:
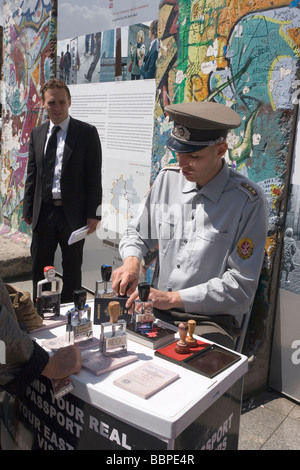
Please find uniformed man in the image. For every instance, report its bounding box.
[111,102,268,349]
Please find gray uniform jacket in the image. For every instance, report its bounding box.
[0,277,49,394]
[119,160,268,326]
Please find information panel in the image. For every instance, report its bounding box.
[269,110,300,402]
[69,80,155,238]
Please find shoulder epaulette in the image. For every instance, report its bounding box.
[161,163,180,171]
[238,182,259,200]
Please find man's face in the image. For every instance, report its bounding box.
[43,87,71,125]
[175,142,227,187]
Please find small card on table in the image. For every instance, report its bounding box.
[113,362,179,398]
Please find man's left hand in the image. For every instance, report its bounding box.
[87,218,100,234]
[126,287,183,312]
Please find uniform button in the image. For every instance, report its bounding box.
[177,264,180,268]
[183,239,187,244]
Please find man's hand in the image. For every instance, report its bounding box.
[125,287,183,312]
[87,218,100,234]
[149,288,183,310]
[112,256,140,296]
[42,344,82,379]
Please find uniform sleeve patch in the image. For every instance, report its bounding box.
[237,237,254,259]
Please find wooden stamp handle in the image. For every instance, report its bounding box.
[108,301,120,323]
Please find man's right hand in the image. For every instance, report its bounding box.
[112,256,140,296]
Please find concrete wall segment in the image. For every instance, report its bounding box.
[153,0,300,395]
[0,0,57,236]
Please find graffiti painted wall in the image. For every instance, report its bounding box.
[0,0,57,240]
[153,0,300,393]
[154,1,299,178]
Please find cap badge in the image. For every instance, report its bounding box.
[173,125,191,142]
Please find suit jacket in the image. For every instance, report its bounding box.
[23,116,102,231]
[141,39,158,79]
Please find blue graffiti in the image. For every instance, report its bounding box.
[289,0,300,7]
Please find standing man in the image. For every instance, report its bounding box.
[141,20,159,79]
[84,32,101,83]
[112,101,268,349]
[23,78,102,303]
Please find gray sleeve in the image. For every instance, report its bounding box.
[0,277,49,391]
[1,340,49,395]
[0,301,35,386]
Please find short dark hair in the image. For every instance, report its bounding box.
[150,20,158,37]
[41,78,71,101]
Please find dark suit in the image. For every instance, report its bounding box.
[141,39,158,79]
[23,116,102,303]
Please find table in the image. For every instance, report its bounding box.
[0,301,248,450]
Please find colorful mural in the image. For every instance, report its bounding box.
[154,0,300,182]
[0,0,57,236]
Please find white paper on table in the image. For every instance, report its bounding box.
[68,225,89,245]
